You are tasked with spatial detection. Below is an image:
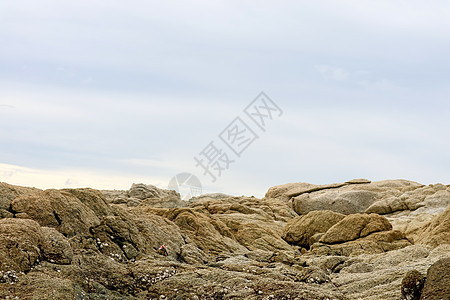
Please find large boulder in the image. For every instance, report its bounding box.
[11,189,100,237]
[282,210,345,248]
[266,179,426,216]
[151,196,297,256]
[0,218,75,273]
[366,183,450,215]
[41,227,73,265]
[312,230,412,256]
[293,190,378,215]
[198,196,296,252]
[265,181,350,201]
[265,179,371,200]
[0,182,39,217]
[420,257,450,299]
[0,218,44,272]
[322,244,449,299]
[308,213,412,256]
[90,205,185,260]
[63,188,114,217]
[102,183,186,208]
[320,213,392,244]
[414,204,450,247]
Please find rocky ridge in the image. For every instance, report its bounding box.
[0,179,449,299]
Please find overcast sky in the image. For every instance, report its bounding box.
[1,1,449,198]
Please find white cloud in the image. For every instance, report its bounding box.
[314,65,397,90]
[315,65,350,81]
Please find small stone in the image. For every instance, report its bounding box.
[401,270,425,300]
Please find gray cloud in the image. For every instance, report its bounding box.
[0,1,449,195]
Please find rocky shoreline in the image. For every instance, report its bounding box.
[0,179,449,299]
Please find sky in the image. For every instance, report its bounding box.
[1,1,449,198]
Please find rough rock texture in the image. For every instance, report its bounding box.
[267,179,427,216]
[102,183,187,208]
[11,189,101,237]
[420,257,450,300]
[0,218,44,272]
[320,244,450,299]
[319,213,393,244]
[0,180,449,299]
[366,183,450,215]
[302,212,412,256]
[312,229,412,256]
[414,203,450,247]
[265,178,372,201]
[401,270,425,300]
[282,210,345,248]
[189,192,233,203]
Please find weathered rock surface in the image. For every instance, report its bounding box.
[401,269,425,300]
[414,203,450,247]
[319,213,392,244]
[189,192,233,203]
[102,183,187,208]
[366,183,450,215]
[420,257,450,300]
[0,180,449,299]
[265,178,372,201]
[282,210,345,248]
[11,189,101,237]
[267,179,432,216]
[320,244,450,299]
[0,218,44,272]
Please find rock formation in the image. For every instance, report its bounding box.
[420,257,450,299]
[0,179,449,299]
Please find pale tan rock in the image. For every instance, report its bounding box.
[103,183,186,208]
[365,183,449,216]
[265,181,348,201]
[320,213,392,244]
[293,190,378,215]
[282,210,345,248]
[414,204,450,247]
[312,230,411,256]
[420,257,450,299]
